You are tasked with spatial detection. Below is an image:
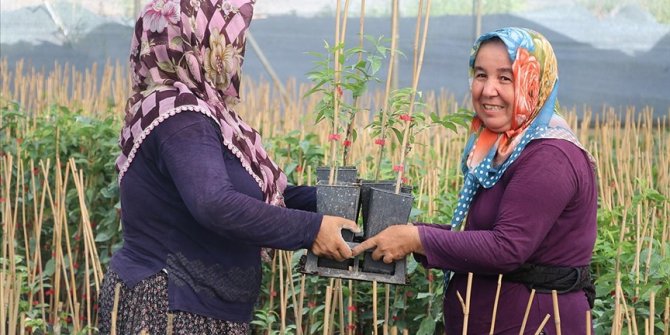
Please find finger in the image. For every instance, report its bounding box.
[334,239,352,260]
[351,238,377,256]
[341,220,361,234]
[383,253,394,264]
[371,247,384,261]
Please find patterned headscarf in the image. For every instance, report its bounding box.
[450,27,592,227]
[115,0,287,206]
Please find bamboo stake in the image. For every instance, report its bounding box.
[552,290,562,335]
[489,274,503,335]
[395,0,431,194]
[384,284,390,335]
[279,250,286,334]
[664,296,669,335]
[534,314,551,335]
[347,280,354,335]
[373,281,378,335]
[519,289,536,335]
[373,0,398,181]
[586,310,592,335]
[323,285,333,335]
[650,291,655,335]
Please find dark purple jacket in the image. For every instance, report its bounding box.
[416,139,597,334]
[110,111,322,322]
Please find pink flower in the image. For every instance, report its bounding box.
[399,114,412,122]
[328,134,341,141]
[374,138,385,146]
[393,165,404,172]
[343,139,352,147]
[143,0,181,33]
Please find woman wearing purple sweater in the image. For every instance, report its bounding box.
[353,28,597,334]
[96,0,358,333]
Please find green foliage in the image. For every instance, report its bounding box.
[305,35,392,164]
[265,130,325,185]
[591,180,670,334]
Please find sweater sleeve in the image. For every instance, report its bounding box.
[283,185,317,212]
[418,143,579,274]
[156,113,323,250]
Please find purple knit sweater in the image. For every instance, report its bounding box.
[110,112,322,322]
[416,139,597,334]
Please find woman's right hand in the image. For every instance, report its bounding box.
[311,215,360,262]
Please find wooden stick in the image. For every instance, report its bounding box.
[323,285,333,335]
[586,310,592,335]
[534,314,551,335]
[519,289,536,335]
[462,272,473,335]
[489,274,503,335]
[373,281,378,335]
[552,290,562,335]
[663,296,669,335]
[650,291,655,335]
[111,283,121,335]
[384,283,390,335]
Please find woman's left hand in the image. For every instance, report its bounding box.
[351,224,424,263]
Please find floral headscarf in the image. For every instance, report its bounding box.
[450,27,593,227]
[116,0,287,206]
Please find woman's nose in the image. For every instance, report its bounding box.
[482,79,499,97]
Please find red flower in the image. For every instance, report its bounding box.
[392,316,399,321]
[405,290,414,298]
[347,305,356,312]
[343,140,352,147]
[328,134,341,141]
[307,301,317,308]
[336,86,343,97]
[393,165,404,172]
[374,138,385,146]
[295,165,303,173]
[270,290,277,297]
[73,262,79,270]
[401,177,408,184]
[347,324,356,331]
[45,289,54,296]
[399,114,412,122]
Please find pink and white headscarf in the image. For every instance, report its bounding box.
[116,0,287,206]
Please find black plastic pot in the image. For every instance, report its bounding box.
[316,166,358,184]
[315,182,361,270]
[360,186,414,274]
[359,180,412,235]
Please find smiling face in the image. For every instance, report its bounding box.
[471,39,515,133]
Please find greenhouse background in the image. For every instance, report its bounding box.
[1,0,669,118]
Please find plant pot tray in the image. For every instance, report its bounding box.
[300,242,407,285]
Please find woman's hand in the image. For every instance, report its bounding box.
[311,215,360,262]
[351,224,424,263]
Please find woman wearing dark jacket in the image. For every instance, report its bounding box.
[97,1,357,333]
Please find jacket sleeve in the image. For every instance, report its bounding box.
[156,113,323,250]
[417,144,579,274]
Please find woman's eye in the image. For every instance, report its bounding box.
[475,73,487,79]
[500,76,512,82]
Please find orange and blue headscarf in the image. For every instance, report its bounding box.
[450,27,592,228]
